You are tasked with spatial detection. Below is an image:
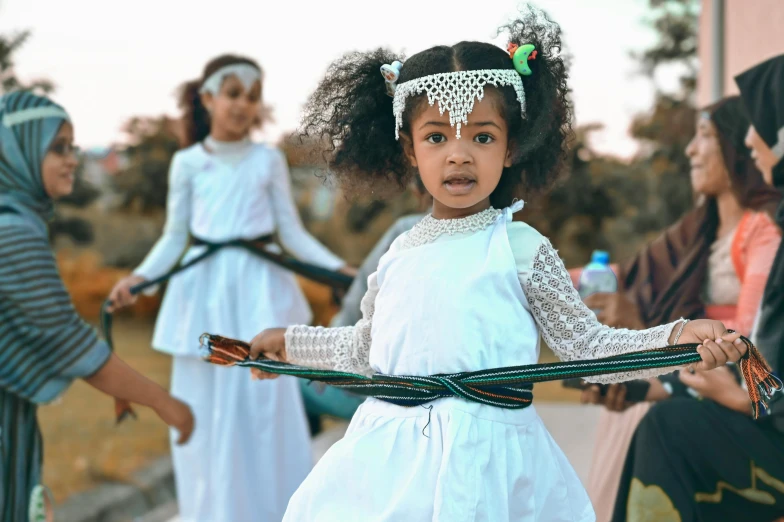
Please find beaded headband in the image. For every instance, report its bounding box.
[383,43,536,140]
[200,63,262,95]
[391,70,526,140]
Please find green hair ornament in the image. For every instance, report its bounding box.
[507,43,537,76]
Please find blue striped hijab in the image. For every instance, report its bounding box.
[0,91,70,219]
[0,92,110,404]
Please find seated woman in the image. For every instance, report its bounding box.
[607,55,784,522]
[580,96,782,521]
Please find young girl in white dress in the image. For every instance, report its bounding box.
[249,11,748,521]
[108,54,353,522]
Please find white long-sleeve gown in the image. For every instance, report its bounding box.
[280,203,681,522]
[134,138,344,522]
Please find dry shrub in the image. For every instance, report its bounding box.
[56,249,160,320]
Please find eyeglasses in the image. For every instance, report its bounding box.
[48,143,81,157]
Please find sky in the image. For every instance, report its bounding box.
[0,0,665,158]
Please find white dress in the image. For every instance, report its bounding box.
[281,203,681,522]
[134,137,344,522]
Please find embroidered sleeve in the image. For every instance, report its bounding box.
[521,237,682,383]
[284,271,377,376]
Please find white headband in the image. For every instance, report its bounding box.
[1,106,70,128]
[392,69,526,140]
[199,63,262,94]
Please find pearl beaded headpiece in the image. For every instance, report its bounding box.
[391,69,526,140]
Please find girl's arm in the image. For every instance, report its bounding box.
[282,271,378,376]
[267,149,344,269]
[133,152,192,284]
[252,234,406,375]
[725,212,781,334]
[515,229,683,383]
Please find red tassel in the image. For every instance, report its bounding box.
[737,337,783,419]
[201,334,250,365]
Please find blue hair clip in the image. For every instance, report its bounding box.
[380,61,404,97]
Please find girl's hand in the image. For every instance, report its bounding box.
[338,265,358,278]
[679,367,750,415]
[671,319,746,372]
[107,274,147,313]
[155,396,194,445]
[249,328,287,381]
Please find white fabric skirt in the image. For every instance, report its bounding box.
[283,398,595,522]
[151,246,312,357]
[170,357,312,522]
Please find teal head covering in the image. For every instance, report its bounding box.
[0,91,70,219]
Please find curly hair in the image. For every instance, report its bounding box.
[177,54,263,147]
[301,6,573,207]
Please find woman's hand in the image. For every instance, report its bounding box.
[583,292,645,330]
[248,328,287,381]
[671,319,746,372]
[107,274,147,313]
[580,379,670,411]
[580,383,629,412]
[679,367,750,415]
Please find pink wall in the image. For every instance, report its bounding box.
[698,0,784,107]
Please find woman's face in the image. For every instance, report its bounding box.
[744,125,778,185]
[41,121,79,200]
[201,74,262,141]
[685,117,731,196]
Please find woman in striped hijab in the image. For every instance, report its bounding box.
[0,91,194,522]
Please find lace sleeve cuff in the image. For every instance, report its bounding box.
[285,322,374,377]
[521,236,684,383]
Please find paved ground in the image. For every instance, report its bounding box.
[158,403,602,522]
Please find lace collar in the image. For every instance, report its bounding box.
[401,206,503,250]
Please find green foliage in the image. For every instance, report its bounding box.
[112,117,181,212]
[0,30,54,95]
[535,0,699,268]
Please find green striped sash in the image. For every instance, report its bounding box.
[201,333,781,417]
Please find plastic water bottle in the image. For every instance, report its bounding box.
[578,250,617,311]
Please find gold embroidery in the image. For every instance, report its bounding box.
[695,461,784,505]
[627,478,682,522]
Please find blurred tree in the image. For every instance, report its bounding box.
[532,0,699,267]
[0,30,54,95]
[112,116,180,212]
[627,0,699,232]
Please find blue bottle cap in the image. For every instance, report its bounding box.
[591,250,610,265]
